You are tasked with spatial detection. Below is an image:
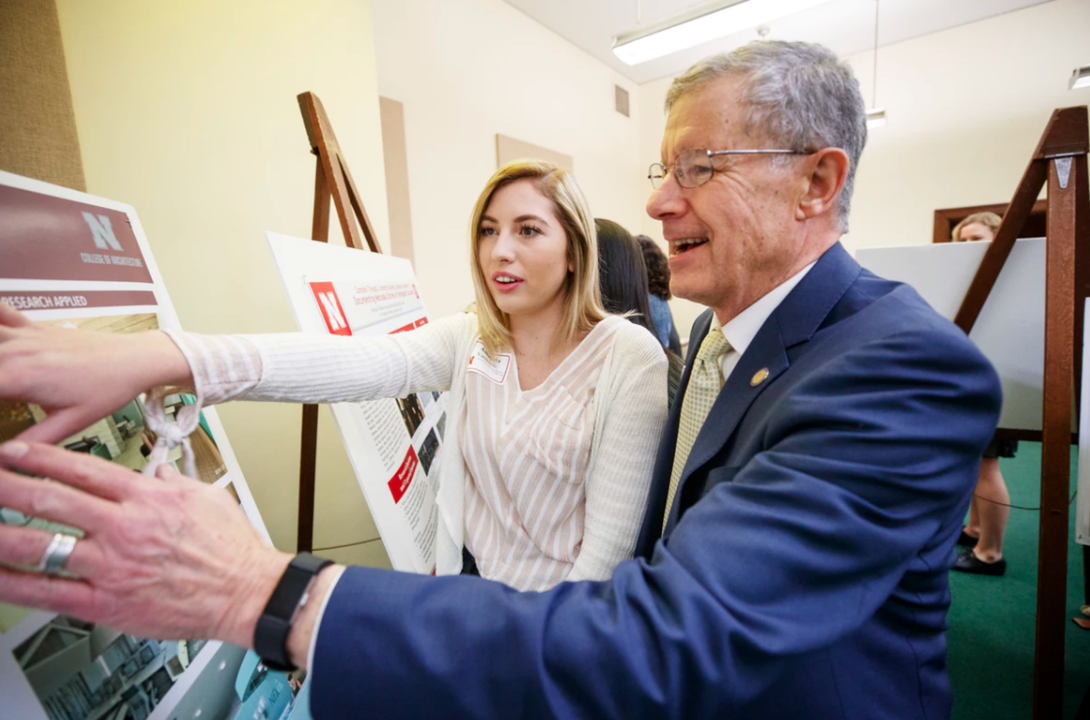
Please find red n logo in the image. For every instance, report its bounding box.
[309,282,352,336]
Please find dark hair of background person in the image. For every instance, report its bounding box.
[634,235,672,301]
[594,218,659,339]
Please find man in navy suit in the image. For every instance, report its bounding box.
[0,41,999,719]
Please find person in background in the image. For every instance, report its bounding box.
[951,211,1001,244]
[595,219,659,339]
[635,234,683,356]
[595,219,682,403]
[951,211,1013,576]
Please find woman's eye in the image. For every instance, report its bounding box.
[479,227,496,237]
[519,225,541,237]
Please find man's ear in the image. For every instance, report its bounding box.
[796,148,850,221]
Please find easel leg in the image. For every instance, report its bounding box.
[298,404,319,553]
[1033,155,1078,720]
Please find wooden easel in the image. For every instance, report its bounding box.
[295,92,382,553]
[952,105,1090,720]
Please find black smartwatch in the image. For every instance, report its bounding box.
[254,553,333,672]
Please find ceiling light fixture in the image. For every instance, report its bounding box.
[612,0,835,66]
[1070,65,1090,91]
[864,0,885,129]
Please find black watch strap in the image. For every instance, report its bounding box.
[254,552,333,672]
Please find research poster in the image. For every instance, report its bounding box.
[266,232,444,575]
[0,170,309,720]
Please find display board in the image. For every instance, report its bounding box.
[266,232,444,574]
[0,170,309,720]
[1077,298,1090,547]
[857,238,1047,432]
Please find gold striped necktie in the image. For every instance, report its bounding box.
[663,327,731,532]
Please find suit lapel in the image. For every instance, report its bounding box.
[662,243,862,533]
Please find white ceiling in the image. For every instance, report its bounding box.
[502,0,1056,84]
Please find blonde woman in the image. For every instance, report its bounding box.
[0,160,669,591]
[951,209,1013,576]
[951,212,1001,243]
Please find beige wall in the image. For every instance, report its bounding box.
[55,0,392,565]
[843,0,1090,253]
[371,0,646,318]
[638,0,1090,339]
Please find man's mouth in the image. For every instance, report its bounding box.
[669,238,709,256]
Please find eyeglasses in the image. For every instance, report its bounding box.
[648,148,810,190]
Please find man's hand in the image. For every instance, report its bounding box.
[0,303,193,444]
[0,441,293,650]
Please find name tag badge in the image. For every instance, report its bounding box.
[467,340,511,384]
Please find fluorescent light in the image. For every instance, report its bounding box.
[866,108,886,129]
[612,0,835,66]
[1071,65,1090,90]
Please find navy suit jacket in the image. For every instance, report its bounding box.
[311,243,1001,719]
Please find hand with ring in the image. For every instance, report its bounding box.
[0,441,322,652]
[37,532,79,575]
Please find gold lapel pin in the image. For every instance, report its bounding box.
[750,368,770,387]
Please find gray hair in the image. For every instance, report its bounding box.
[665,41,867,232]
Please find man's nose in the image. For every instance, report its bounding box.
[646,174,684,220]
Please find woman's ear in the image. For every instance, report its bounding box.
[796,148,850,222]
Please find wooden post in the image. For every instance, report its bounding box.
[294,92,383,551]
[1034,149,1077,719]
[950,106,1088,720]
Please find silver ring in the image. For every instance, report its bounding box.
[37,533,78,575]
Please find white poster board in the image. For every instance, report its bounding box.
[0,171,289,719]
[857,239,1046,432]
[1076,299,1090,546]
[265,232,444,575]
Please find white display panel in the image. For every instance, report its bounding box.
[0,170,291,720]
[266,232,445,574]
[857,239,1046,433]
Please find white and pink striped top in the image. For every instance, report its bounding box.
[463,319,623,590]
[164,313,669,590]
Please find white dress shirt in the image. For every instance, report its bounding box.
[711,261,816,383]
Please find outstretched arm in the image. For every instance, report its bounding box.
[0,303,471,445]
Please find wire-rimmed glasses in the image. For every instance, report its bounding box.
[648,148,811,190]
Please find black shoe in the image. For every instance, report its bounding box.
[957,529,979,548]
[952,551,1006,576]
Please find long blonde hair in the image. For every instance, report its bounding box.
[468,159,606,354]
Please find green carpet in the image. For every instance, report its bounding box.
[948,442,1090,719]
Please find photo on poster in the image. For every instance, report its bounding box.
[0,314,228,485]
[417,429,440,476]
[8,623,308,720]
[12,618,209,720]
[395,394,426,439]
